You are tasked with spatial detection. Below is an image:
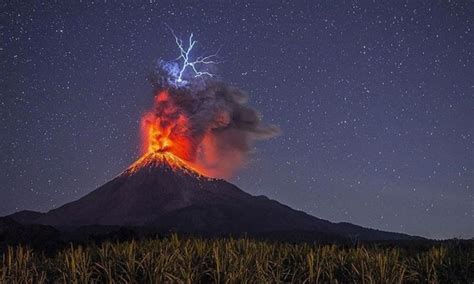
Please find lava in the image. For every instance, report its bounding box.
[140,96,194,160]
[137,90,206,176]
[126,151,204,177]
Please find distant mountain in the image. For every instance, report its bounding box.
[7,153,418,241]
[0,217,60,250]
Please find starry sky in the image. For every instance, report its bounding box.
[1,1,473,239]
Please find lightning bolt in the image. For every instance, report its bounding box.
[169,28,220,85]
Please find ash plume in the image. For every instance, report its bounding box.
[145,68,280,178]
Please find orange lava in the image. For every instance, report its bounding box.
[137,91,206,175]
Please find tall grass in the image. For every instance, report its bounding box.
[1,235,472,283]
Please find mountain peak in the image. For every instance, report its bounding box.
[124,152,212,180]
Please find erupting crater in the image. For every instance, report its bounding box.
[133,90,208,176]
[126,152,206,178]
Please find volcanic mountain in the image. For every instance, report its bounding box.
[7,152,416,241]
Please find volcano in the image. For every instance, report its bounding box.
[7,153,416,241]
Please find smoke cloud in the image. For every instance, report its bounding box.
[144,68,280,178]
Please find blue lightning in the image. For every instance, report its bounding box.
[166,29,220,86]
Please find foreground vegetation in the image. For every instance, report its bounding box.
[1,235,472,283]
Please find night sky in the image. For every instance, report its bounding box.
[1,1,473,239]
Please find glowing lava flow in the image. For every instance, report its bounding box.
[128,90,206,176]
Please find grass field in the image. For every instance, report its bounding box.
[1,235,473,283]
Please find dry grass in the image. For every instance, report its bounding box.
[1,235,472,283]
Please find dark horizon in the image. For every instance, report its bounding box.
[1,1,473,239]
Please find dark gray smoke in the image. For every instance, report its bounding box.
[145,68,280,178]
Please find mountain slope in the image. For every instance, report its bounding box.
[7,154,417,241]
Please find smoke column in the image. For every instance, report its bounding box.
[140,32,280,178]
